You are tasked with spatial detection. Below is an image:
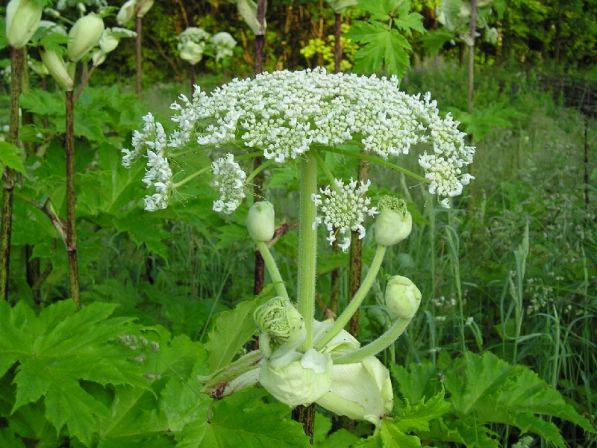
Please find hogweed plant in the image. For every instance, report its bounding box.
[122,68,474,428]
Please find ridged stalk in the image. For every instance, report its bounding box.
[334,13,342,73]
[0,47,25,301]
[65,91,80,310]
[297,153,318,351]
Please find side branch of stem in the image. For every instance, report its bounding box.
[315,244,386,349]
[334,317,412,364]
[320,146,427,183]
[256,241,288,299]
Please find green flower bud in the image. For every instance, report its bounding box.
[254,297,305,351]
[385,275,421,320]
[374,196,412,247]
[91,49,106,67]
[29,58,49,76]
[313,319,360,356]
[67,13,105,62]
[40,50,74,91]
[97,28,136,61]
[326,0,358,13]
[316,356,393,426]
[179,40,206,65]
[136,0,154,18]
[259,348,332,407]
[116,0,136,25]
[247,201,275,242]
[5,0,43,49]
[237,0,265,35]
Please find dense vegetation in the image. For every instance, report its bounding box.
[0,0,595,447]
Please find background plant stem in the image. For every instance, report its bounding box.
[0,47,24,301]
[334,12,342,73]
[136,17,142,95]
[252,0,268,295]
[467,0,477,112]
[348,159,369,337]
[65,90,80,311]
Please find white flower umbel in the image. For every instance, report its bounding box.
[211,153,247,214]
[121,113,172,211]
[167,69,475,202]
[312,178,378,251]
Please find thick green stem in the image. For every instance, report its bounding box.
[1,47,25,301]
[315,245,386,350]
[297,152,318,351]
[335,317,412,364]
[256,241,288,299]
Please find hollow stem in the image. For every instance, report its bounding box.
[0,47,24,301]
[297,152,318,351]
[256,241,288,299]
[334,317,412,364]
[315,244,386,350]
[65,90,81,310]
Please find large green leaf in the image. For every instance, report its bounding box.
[0,141,25,173]
[444,352,595,446]
[347,21,411,77]
[380,420,421,447]
[177,389,309,448]
[204,292,271,372]
[0,300,150,445]
[394,391,451,433]
[444,351,512,415]
[392,361,441,404]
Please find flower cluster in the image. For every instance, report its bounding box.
[211,32,237,62]
[168,68,474,201]
[211,153,247,214]
[312,178,378,251]
[177,27,210,65]
[121,113,172,211]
